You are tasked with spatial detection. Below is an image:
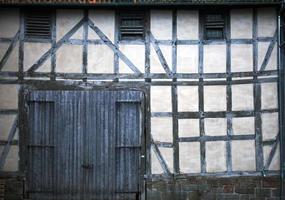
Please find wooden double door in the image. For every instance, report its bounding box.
[21,90,145,200]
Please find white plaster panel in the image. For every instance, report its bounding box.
[263,145,280,171]
[177,10,199,40]
[56,44,82,73]
[204,45,226,73]
[56,9,83,41]
[178,119,200,137]
[204,118,227,136]
[231,44,253,72]
[24,42,51,72]
[0,84,18,109]
[0,9,19,38]
[177,45,198,73]
[151,147,163,174]
[160,147,173,173]
[258,42,277,71]
[179,142,200,173]
[119,45,145,73]
[3,145,18,172]
[2,43,19,72]
[0,115,16,141]
[232,140,256,171]
[261,82,278,110]
[89,10,115,42]
[150,45,172,73]
[14,129,19,141]
[88,45,114,73]
[262,112,279,141]
[177,86,198,112]
[232,84,254,111]
[151,86,172,112]
[257,8,277,37]
[151,10,172,40]
[232,117,255,135]
[70,27,83,40]
[0,43,9,60]
[206,141,226,172]
[230,9,253,39]
[204,86,227,112]
[151,117,173,143]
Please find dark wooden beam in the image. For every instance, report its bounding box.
[0,109,18,115]
[172,10,179,175]
[153,141,173,148]
[144,10,150,79]
[0,69,278,80]
[253,8,264,171]
[148,170,280,181]
[18,10,24,80]
[225,10,233,174]
[198,11,206,173]
[50,9,56,81]
[179,134,255,142]
[82,10,89,81]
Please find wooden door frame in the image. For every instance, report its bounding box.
[18,82,148,200]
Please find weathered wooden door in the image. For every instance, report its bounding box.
[22,90,145,200]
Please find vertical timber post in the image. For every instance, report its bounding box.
[278,3,285,199]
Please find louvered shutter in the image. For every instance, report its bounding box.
[205,13,225,40]
[119,12,145,40]
[24,10,52,39]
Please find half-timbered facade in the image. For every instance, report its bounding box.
[0,0,284,199]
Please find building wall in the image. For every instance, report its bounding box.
[0,6,280,198]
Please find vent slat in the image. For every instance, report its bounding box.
[121,32,144,34]
[26,26,51,30]
[26,31,51,35]
[121,29,144,32]
[26,21,51,25]
[26,26,51,29]
[121,25,144,28]
[24,11,52,39]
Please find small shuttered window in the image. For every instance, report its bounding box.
[119,11,145,40]
[24,10,52,39]
[204,13,225,40]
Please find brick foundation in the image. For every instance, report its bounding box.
[0,176,24,200]
[146,176,280,200]
[0,175,280,200]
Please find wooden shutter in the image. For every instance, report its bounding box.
[204,13,225,40]
[119,12,145,40]
[24,10,52,39]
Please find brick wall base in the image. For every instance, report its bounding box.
[0,175,280,200]
[146,176,280,200]
[0,176,23,200]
